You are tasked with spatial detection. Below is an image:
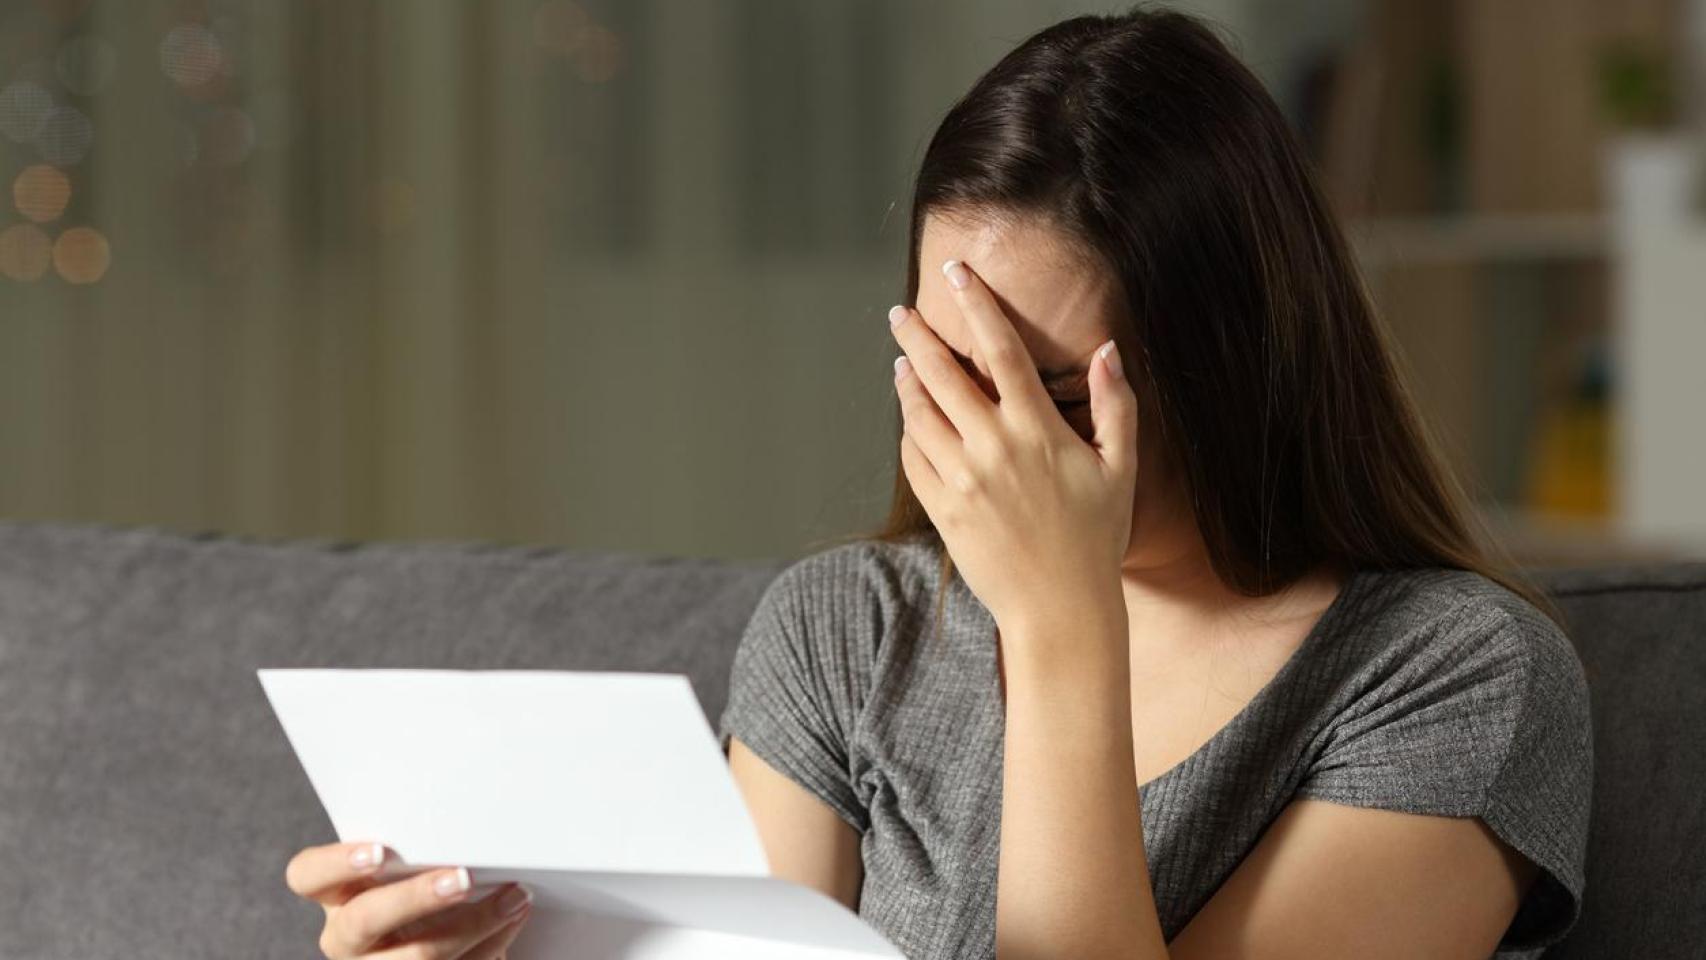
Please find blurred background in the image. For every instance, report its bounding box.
[0,0,1701,565]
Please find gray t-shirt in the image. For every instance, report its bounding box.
[717,535,1593,959]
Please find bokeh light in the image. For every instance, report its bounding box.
[56,36,118,96]
[14,165,71,223]
[159,23,224,88]
[0,223,53,281]
[53,226,110,284]
[0,81,53,143]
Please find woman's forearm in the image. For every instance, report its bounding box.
[995,597,1169,960]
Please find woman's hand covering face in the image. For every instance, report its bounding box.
[888,257,1139,633]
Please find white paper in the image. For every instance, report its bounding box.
[258,669,903,959]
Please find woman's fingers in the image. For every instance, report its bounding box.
[894,353,965,480]
[288,842,534,959]
[459,904,532,960]
[320,866,476,958]
[899,430,942,515]
[380,882,533,944]
[887,305,997,439]
[1088,337,1139,477]
[286,841,391,908]
[1091,339,1132,474]
[366,885,533,960]
[937,259,1052,415]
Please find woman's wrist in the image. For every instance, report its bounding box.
[996,583,1130,685]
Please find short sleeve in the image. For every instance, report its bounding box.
[1295,600,1594,957]
[717,546,878,834]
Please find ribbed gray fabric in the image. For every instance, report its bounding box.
[717,536,1593,960]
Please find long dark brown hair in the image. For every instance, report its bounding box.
[814,6,1556,629]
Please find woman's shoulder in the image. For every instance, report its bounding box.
[1347,565,1585,683]
[757,534,945,618]
[1312,564,1594,790]
[1300,565,1594,953]
[721,537,943,833]
[735,535,970,692]
[1321,564,1594,805]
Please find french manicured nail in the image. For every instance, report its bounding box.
[893,355,911,381]
[349,842,383,871]
[498,884,533,917]
[434,867,471,898]
[887,305,907,328]
[1098,339,1123,380]
[942,259,969,290]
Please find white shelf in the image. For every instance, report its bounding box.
[1476,503,1697,567]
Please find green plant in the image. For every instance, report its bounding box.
[1597,39,1674,130]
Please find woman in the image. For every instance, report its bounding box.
[284,7,1593,959]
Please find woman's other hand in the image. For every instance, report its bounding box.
[285,841,533,959]
[889,258,1139,636]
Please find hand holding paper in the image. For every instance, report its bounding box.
[259,669,905,960]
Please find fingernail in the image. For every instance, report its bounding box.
[434,867,471,899]
[887,305,907,328]
[498,884,533,917]
[350,842,384,871]
[942,259,969,290]
[1098,339,1123,380]
[893,355,911,381]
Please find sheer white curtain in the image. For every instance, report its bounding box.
[0,0,1248,558]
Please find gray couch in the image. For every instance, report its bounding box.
[0,521,1700,958]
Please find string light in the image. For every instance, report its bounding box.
[53,226,110,284]
[14,165,72,223]
[34,105,94,166]
[160,23,223,88]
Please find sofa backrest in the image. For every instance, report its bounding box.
[0,521,1699,958]
[1526,563,1706,959]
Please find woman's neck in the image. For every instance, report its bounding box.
[1117,510,1342,647]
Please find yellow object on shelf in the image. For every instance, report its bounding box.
[1524,400,1611,518]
